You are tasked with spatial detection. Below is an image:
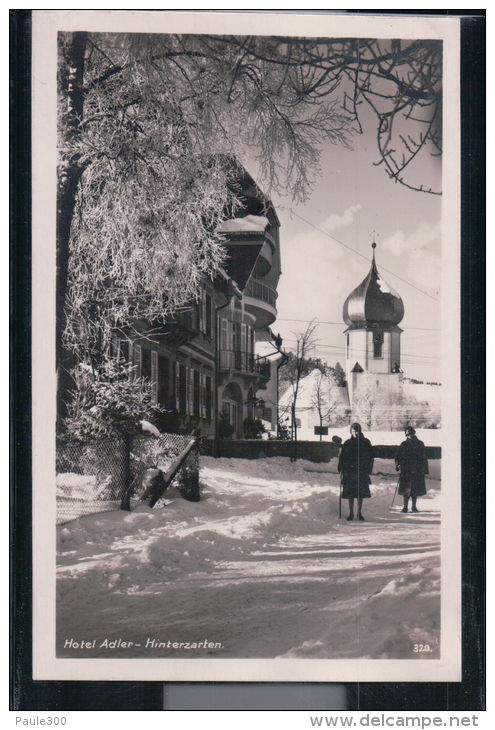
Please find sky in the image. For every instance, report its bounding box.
[265,114,443,383]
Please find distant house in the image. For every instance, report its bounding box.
[278,369,349,440]
[112,165,284,440]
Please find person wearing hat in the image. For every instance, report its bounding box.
[395,426,429,513]
[337,423,374,521]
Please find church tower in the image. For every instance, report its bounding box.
[343,242,404,413]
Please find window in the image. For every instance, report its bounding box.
[198,291,205,333]
[193,370,200,417]
[188,367,194,415]
[233,322,241,350]
[157,355,170,406]
[233,323,241,368]
[178,364,187,415]
[205,294,212,338]
[120,339,130,362]
[262,407,272,423]
[112,337,130,363]
[141,348,151,380]
[373,330,384,359]
[205,375,212,421]
[151,351,158,403]
[220,318,228,351]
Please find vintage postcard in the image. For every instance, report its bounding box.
[31,10,461,682]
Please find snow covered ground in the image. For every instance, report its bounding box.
[57,455,441,660]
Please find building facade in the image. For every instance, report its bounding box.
[114,167,283,440]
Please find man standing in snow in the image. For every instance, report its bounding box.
[337,423,374,521]
[395,426,429,513]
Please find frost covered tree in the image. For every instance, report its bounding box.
[57,32,353,422]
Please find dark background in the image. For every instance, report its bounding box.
[10,9,485,712]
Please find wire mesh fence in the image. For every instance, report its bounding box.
[56,433,199,524]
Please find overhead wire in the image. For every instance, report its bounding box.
[281,206,440,302]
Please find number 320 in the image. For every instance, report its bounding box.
[413,643,431,653]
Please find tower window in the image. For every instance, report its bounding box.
[373,330,384,358]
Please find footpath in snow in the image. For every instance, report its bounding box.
[57,455,441,660]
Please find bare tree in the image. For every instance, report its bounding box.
[311,368,342,440]
[286,322,318,460]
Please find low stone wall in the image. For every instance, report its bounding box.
[200,439,441,463]
[200,439,337,462]
[373,445,441,459]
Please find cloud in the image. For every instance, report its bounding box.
[381,230,407,256]
[380,220,442,296]
[382,220,441,256]
[408,249,441,298]
[321,204,362,233]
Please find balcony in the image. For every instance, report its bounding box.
[149,308,199,347]
[244,279,278,327]
[219,350,270,380]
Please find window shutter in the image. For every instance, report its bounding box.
[151,351,158,404]
[203,376,207,421]
[185,366,189,415]
[133,344,142,379]
[175,362,180,410]
[205,293,212,338]
[201,290,207,334]
[198,291,204,334]
[205,375,212,422]
[188,367,194,415]
[220,318,228,351]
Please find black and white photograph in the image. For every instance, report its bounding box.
[30,10,462,682]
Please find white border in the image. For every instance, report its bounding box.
[32,9,461,682]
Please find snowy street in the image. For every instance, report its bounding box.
[57,456,441,660]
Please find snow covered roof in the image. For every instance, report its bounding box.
[279,369,349,409]
[218,215,269,234]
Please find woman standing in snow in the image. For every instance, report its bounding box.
[338,423,374,521]
[395,426,429,513]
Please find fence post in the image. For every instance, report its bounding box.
[120,433,133,511]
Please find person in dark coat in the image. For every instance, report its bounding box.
[395,426,429,513]
[338,423,374,521]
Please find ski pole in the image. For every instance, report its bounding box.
[390,474,400,510]
[339,472,343,519]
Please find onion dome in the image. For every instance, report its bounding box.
[343,243,404,327]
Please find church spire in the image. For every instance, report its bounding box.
[371,233,377,266]
[342,233,404,327]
